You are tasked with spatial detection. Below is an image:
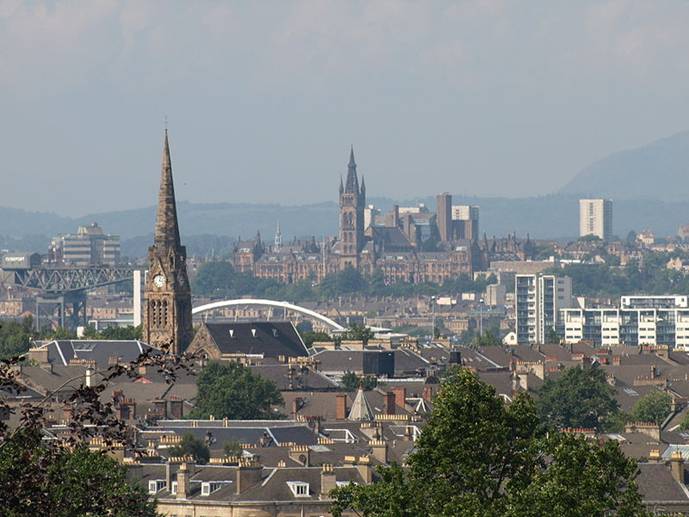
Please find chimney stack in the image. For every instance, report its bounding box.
[422,385,434,402]
[385,392,396,415]
[336,394,348,420]
[176,463,190,499]
[235,458,262,494]
[370,439,388,464]
[391,386,406,411]
[320,464,337,497]
[671,451,685,484]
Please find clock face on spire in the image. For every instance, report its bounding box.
[153,274,166,288]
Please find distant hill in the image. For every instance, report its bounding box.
[4,195,689,258]
[560,130,689,201]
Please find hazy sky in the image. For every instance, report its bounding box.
[2,0,689,216]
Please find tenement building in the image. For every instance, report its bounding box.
[234,148,476,285]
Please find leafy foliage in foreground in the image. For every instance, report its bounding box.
[331,368,646,517]
[0,429,156,517]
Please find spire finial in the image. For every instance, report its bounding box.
[345,146,359,193]
[154,129,181,248]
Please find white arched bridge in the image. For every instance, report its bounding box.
[192,299,346,332]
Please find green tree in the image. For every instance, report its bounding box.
[99,325,143,340]
[631,390,672,425]
[223,440,242,457]
[332,368,645,517]
[340,371,377,392]
[504,433,645,517]
[0,317,34,360]
[193,260,235,295]
[190,362,283,420]
[169,432,211,464]
[299,331,332,348]
[344,324,374,345]
[0,429,156,517]
[536,366,619,432]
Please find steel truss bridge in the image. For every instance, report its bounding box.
[2,265,138,330]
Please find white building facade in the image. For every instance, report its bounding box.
[579,198,613,241]
[515,274,573,344]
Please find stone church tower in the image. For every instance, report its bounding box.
[338,146,366,269]
[143,130,193,354]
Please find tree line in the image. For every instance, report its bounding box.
[193,261,496,301]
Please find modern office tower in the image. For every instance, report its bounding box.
[436,193,452,242]
[561,295,689,348]
[452,205,480,242]
[50,223,120,266]
[515,274,573,344]
[579,198,613,240]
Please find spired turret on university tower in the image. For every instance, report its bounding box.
[142,130,193,354]
[338,146,366,269]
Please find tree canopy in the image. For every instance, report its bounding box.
[0,317,34,360]
[331,368,646,517]
[341,371,377,392]
[189,361,283,420]
[0,429,156,517]
[536,366,619,431]
[192,261,496,301]
[630,390,672,425]
[169,432,211,464]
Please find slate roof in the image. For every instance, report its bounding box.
[249,364,338,391]
[312,349,428,376]
[145,420,319,448]
[636,462,689,503]
[33,339,151,369]
[204,322,308,358]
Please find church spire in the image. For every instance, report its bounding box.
[345,145,359,193]
[154,129,181,249]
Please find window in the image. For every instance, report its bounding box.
[148,480,165,494]
[171,481,177,495]
[201,482,211,496]
[287,481,310,497]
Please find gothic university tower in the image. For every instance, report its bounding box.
[143,130,193,354]
[338,146,365,269]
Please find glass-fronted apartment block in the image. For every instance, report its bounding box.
[561,295,689,349]
[515,274,573,344]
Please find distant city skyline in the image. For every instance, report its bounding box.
[1,1,689,215]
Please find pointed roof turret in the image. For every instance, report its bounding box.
[348,387,373,421]
[339,175,344,195]
[360,175,366,195]
[345,146,359,193]
[154,129,181,249]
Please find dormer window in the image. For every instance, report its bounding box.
[148,480,166,494]
[287,481,310,497]
[251,328,257,337]
[229,329,234,338]
[170,481,177,495]
[272,328,278,337]
[201,481,226,496]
